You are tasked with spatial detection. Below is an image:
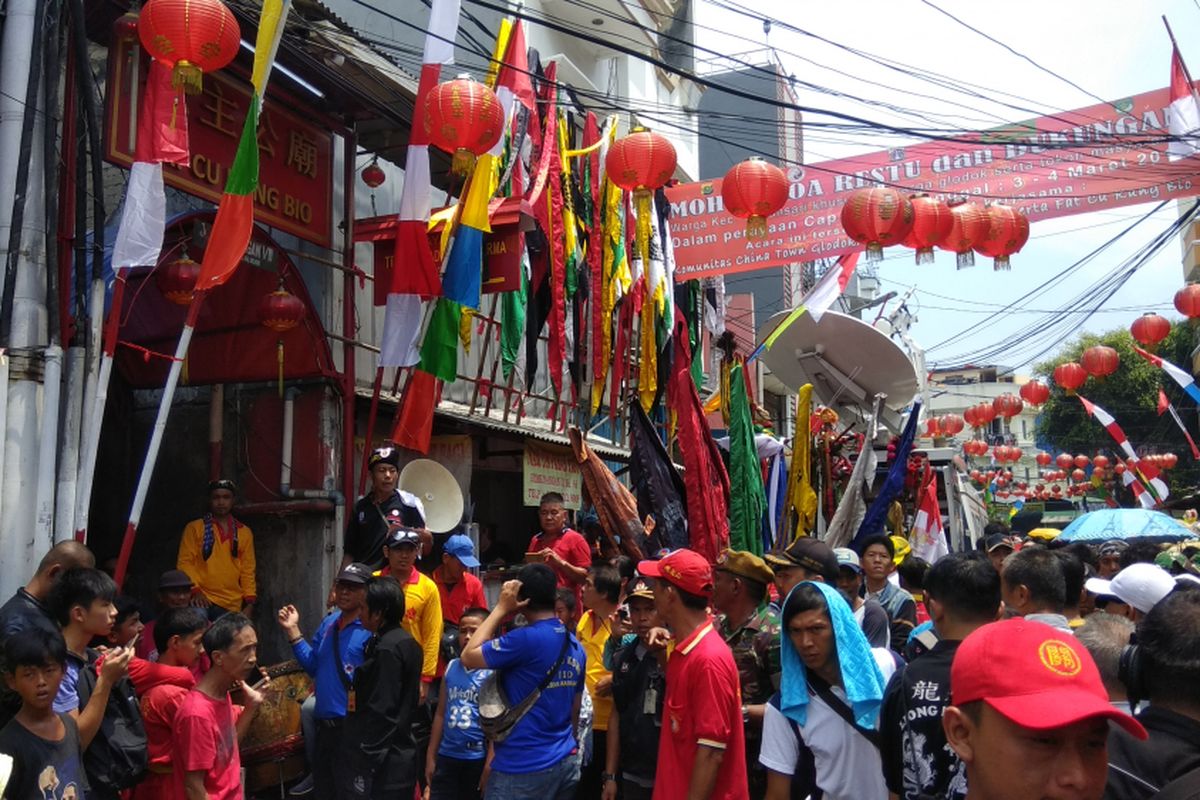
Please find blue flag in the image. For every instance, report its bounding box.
[850,401,922,552]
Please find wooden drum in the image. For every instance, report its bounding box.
[238,660,313,793]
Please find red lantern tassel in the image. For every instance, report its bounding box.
[956,251,976,269]
[993,255,1011,271]
[171,60,204,95]
[915,247,935,265]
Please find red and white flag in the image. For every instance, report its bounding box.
[910,471,948,563]
[1168,46,1200,161]
[1159,387,1200,459]
[378,0,461,367]
[1078,394,1169,506]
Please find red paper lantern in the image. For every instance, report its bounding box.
[840,187,914,262]
[992,393,1024,420]
[1019,380,1050,407]
[1163,452,1179,469]
[721,157,789,240]
[974,402,997,426]
[925,418,942,438]
[1073,455,1090,469]
[155,256,201,306]
[424,76,505,175]
[1081,345,1119,380]
[607,127,678,262]
[970,470,983,482]
[138,0,240,94]
[1009,448,1022,463]
[1053,362,1088,395]
[973,204,1030,271]
[963,405,978,428]
[1051,484,1062,494]
[902,195,954,264]
[361,160,386,189]
[258,286,305,332]
[1055,453,1074,470]
[937,201,990,269]
[939,413,965,436]
[1114,462,1127,475]
[1035,452,1051,466]
[1093,454,1110,470]
[1071,468,1086,482]
[1174,284,1200,320]
[1130,313,1171,352]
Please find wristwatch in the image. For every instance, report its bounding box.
[742,704,750,724]
[601,773,617,784]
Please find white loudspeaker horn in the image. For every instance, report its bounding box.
[399,459,464,533]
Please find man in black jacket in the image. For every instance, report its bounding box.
[1105,584,1200,799]
[339,576,423,799]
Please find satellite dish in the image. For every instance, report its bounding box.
[399,459,464,533]
[757,310,918,414]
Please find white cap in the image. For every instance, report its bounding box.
[1084,563,1176,614]
[833,547,862,573]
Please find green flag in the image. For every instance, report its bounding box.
[500,255,528,380]
[419,298,463,383]
[728,363,765,555]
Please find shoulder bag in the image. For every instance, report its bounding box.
[478,630,571,743]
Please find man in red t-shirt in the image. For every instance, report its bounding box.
[527,492,592,608]
[173,613,266,800]
[638,549,748,800]
[433,534,488,626]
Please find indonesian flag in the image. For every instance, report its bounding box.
[196,0,291,291]
[1078,394,1169,507]
[1132,344,1200,404]
[911,471,948,563]
[749,252,859,361]
[1168,46,1200,161]
[378,0,461,368]
[110,59,190,270]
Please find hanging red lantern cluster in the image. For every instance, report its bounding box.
[840,187,913,261]
[964,402,997,429]
[361,159,386,189]
[1144,453,1179,469]
[974,203,1030,271]
[963,439,989,457]
[1053,362,1088,395]
[1130,313,1171,352]
[1175,284,1200,321]
[721,157,790,240]
[925,417,942,438]
[993,445,1022,463]
[424,76,505,175]
[1081,345,1119,380]
[938,413,965,436]
[992,393,1024,419]
[937,201,990,269]
[901,195,954,264]
[607,127,677,262]
[1019,380,1050,407]
[156,256,201,306]
[137,0,240,94]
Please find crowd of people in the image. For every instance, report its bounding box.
[2,445,1199,800]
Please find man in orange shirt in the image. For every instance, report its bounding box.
[176,480,256,618]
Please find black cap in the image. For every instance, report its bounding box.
[208,479,237,494]
[764,537,839,583]
[368,446,400,470]
[336,563,373,584]
[985,533,1015,553]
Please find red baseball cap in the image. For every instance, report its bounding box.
[638,549,713,597]
[951,618,1146,739]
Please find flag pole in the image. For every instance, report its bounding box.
[1163,16,1200,104]
[114,291,205,587]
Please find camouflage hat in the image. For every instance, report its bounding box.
[715,549,775,586]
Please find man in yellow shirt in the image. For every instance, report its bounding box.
[377,520,442,703]
[577,563,621,800]
[176,479,256,617]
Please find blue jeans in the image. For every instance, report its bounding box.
[484,756,579,800]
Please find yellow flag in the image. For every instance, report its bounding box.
[783,384,817,543]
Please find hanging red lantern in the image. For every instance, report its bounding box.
[1130,313,1171,352]
[1163,452,1179,469]
[361,159,386,189]
[973,203,1030,271]
[1055,453,1074,470]
[993,445,1010,463]
[1174,284,1200,320]
[1019,380,1050,407]
[424,76,505,175]
[155,256,201,306]
[1009,448,1022,463]
[992,393,1024,420]
[902,195,954,264]
[939,413,965,436]
[259,285,305,332]
[1073,455,1090,469]
[137,0,240,94]
[970,469,983,483]
[936,201,990,269]
[840,187,914,262]
[1081,345,1119,380]
[974,402,997,426]
[1051,484,1062,494]
[1071,468,1086,482]
[1053,362,1088,395]
[1114,462,1127,475]
[607,127,678,263]
[1093,454,1110,470]
[721,157,789,240]
[963,405,979,429]
[925,417,942,438]
[1035,452,1051,466]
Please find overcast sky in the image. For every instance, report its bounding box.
[693,0,1200,372]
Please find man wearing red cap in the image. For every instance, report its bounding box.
[942,617,1146,800]
[638,549,748,800]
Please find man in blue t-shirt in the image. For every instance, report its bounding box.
[462,563,585,800]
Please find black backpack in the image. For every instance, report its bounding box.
[76,649,148,790]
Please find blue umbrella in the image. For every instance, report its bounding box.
[1058,508,1195,543]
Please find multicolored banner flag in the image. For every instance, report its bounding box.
[1077,394,1168,507]
[748,252,860,363]
[1159,387,1200,459]
[1132,345,1200,404]
[911,469,948,563]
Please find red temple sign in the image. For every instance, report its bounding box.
[104,33,334,249]
[667,83,1200,280]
